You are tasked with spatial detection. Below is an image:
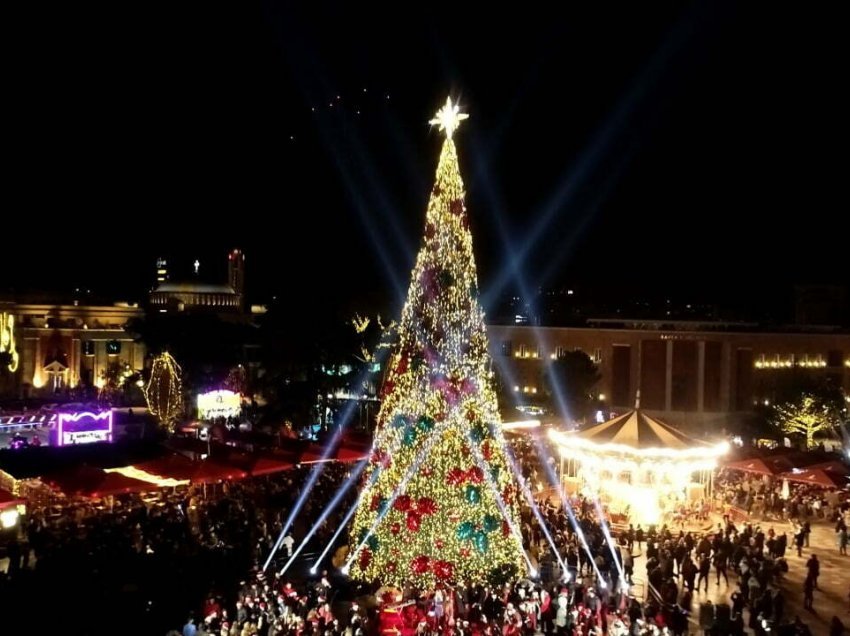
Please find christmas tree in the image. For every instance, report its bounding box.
[144,351,183,431]
[347,98,525,587]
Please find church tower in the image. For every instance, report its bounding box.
[228,249,245,311]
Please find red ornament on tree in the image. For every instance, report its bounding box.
[391,522,401,535]
[411,555,430,575]
[433,559,454,580]
[406,510,421,532]
[394,495,412,512]
[446,468,466,486]
[417,497,437,515]
[359,548,372,570]
[370,494,383,511]
[466,466,484,484]
[502,520,511,537]
[435,539,445,550]
[450,199,464,215]
[395,356,409,375]
[482,440,492,461]
[381,380,395,398]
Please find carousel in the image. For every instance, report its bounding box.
[549,407,728,526]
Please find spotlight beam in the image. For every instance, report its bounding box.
[479,11,701,308]
[263,383,371,572]
[463,425,535,575]
[278,459,368,577]
[501,439,567,574]
[312,468,381,571]
[532,436,604,583]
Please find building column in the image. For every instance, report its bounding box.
[665,340,673,411]
[697,341,706,412]
[720,342,732,412]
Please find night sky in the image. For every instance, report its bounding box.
[8,2,846,319]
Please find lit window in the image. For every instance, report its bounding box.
[106,341,121,356]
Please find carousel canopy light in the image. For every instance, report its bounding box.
[548,429,729,461]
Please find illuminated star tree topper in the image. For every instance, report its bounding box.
[429,96,468,138]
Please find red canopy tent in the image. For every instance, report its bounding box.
[134,454,197,481]
[223,451,295,477]
[299,444,329,465]
[0,488,24,510]
[187,460,246,484]
[799,460,849,474]
[85,472,159,497]
[45,465,157,498]
[724,456,795,476]
[336,445,369,463]
[248,456,294,476]
[299,441,369,464]
[779,468,849,489]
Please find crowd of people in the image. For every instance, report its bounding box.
[2,438,850,635]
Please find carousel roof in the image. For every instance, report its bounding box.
[574,410,707,451]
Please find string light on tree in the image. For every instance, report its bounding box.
[347,97,525,588]
[144,352,183,432]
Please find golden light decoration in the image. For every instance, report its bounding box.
[104,465,189,488]
[0,312,19,372]
[144,352,183,431]
[347,98,525,587]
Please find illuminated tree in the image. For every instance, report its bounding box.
[771,393,842,448]
[144,352,183,431]
[348,98,525,588]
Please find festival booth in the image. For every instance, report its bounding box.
[549,410,728,526]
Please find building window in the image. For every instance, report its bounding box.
[552,346,568,360]
[501,340,513,357]
[106,340,121,356]
[592,348,603,364]
[82,341,95,356]
[517,344,528,358]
